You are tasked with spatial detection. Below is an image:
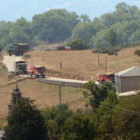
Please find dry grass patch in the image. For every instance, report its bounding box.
[25,46,140,80]
[0,79,85,118]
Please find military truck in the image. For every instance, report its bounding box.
[14,58,27,75]
[7,43,29,56]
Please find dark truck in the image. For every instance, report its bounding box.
[14,58,27,75]
[7,43,29,56]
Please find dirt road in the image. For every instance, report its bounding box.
[2,55,89,85]
[3,55,21,72]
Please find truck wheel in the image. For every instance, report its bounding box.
[9,53,11,56]
[35,74,38,78]
[42,75,45,78]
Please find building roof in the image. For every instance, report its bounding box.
[115,66,140,77]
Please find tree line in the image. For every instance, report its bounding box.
[2,82,140,140]
[1,2,140,49]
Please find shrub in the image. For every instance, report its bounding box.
[108,50,115,55]
[67,38,88,50]
[92,49,99,53]
[24,54,31,58]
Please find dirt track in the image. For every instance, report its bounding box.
[3,55,21,72]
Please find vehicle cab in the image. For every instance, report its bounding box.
[29,65,46,78]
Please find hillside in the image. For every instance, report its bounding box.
[1,46,140,118]
[0,79,85,118]
[26,46,140,80]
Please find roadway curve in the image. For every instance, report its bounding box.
[2,55,89,86]
[3,55,21,72]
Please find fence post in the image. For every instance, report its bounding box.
[58,84,61,104]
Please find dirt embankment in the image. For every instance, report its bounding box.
[46,69,92,81]
[25,46,140,81]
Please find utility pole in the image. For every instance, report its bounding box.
[58,84,61,104]
[105,57,107,74]
[98,51,100,65]
[97,42,100,65]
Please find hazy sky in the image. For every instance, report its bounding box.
[0,0,140,21]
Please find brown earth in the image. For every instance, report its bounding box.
[1,46,140,119]
[25,46,140,80]
[0,78,85,118]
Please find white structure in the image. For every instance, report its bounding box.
[115,66,140,93]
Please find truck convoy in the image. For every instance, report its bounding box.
[96,73,115,84]
[7,43,29,56]
[13,59,46,78]
[14,58,27,75]
[28,65,46,78]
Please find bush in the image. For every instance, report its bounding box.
[102,49,109,54]
[92,49,99,53]
[24,54,31,58]
[134,49,140,56]
[108,50,115,55]
[67,38,88,50]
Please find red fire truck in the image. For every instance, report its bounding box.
[28,65,46,78]
[96,73,115,84]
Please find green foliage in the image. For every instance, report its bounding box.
[80,14,91,23]
[23,54,31,58]
[71,22,94,43]
[95,92,119,139]
[3,97,48,140]
[1,2,140,49]
[43,103,73,140]
[0,62,8,75]
[108,28,117,46]
[84,81,115,110]
[91,29,110,47]
[112,93,140,139]
[92,47,120,56]
[134,49,140,56]
[31,9,79,43]
[61,112,96,140]
[67,38,88,50]
[0,2,139,52]
[0,119,5,129]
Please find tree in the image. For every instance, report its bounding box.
[134,49,140,56]
[90,18,105,33]
[67,38,88,50]
[95,92,119,140]
[80,14,91,23]
[115,2,129,13]
[108,28,117,46]
[100,13,115,27]
[84,81,115,110]
[134,49,140,62]
[90,29,109,48]
[31,9,78,43]
[71,22,93,43]
[129,29,140,44]
[61,113,96,140]
[112,93,140,139]
[44,104,73,140]
[2,97,48,140]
